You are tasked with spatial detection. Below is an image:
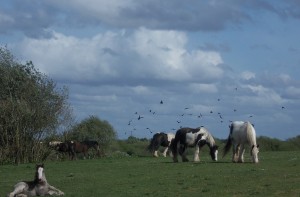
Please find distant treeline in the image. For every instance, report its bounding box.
[110,135,300,157]
[256,135,300,151]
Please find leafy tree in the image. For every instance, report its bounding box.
[0,46,73,164]
[67,116,117,151]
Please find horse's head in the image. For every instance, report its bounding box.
[209,145,219,161]
[251,144,259,163]
[35,164,45,183]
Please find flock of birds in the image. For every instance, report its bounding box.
[124,87,286,137]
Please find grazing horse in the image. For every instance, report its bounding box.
[148,132,175,157]
[7,164,64,197]
[58,140,101,160]
[223,121,259,163]
[171,127,218,162]
[80,140,101,157]
[55,141,74,159]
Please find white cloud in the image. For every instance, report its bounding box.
[132,85,151,95]
[279,73,291,83]
[0,12,14,24]
[73,94,117,102]
[17,28,224,85]
[285,86,300,99]
[241,71,255,80]
[188,83,218,94]
[243,85,284,105]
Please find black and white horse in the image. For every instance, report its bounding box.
[223,121,259,163]
[7,164,64,197]
[171,127,218,162]
[148,132,175,157]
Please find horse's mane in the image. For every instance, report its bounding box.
[199,127,216,146]
[246,121,257,146]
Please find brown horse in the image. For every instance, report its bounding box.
[56,140,100,160]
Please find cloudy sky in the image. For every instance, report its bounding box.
[1,0,300,140]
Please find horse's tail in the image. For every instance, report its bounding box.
[222,125,233,158]
[170,137,177,155]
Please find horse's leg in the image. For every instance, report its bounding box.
[153,149,159,157]
[47,185,64,196]
[193,146,200,162]
[168,147,173,157]
[235,144,241,162]
[71,151,76,160]
[8,182,27,197]
[162,147,168,157]
[172,142,179,162]
[180,145,189,162]
[83,150,87,159]
[95,145,101,157]
[238,144,245,163]
[232,143,239,162]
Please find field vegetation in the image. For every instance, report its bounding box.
[1,150,299,197]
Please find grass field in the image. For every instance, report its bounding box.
[1,151,299,197]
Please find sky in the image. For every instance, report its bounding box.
[1,0,300,140]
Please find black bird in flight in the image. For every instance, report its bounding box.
[160,100,163,104]
[128,120,132,125]
[146,128,152,133]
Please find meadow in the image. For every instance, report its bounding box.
[1,151,299,197]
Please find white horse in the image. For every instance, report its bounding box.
[7,164,64,197]
[171,127,218,162]
[223,121,259,163]
[148,132,175,157]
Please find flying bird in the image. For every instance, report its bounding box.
[146,128,152,133]
[138,115,144,120]
[128,120,132,125]
[160,100,163,104]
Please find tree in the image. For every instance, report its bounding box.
[67,116,117,151]
[0,46,73,164]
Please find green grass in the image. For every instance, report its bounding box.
[1,151,299,197]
